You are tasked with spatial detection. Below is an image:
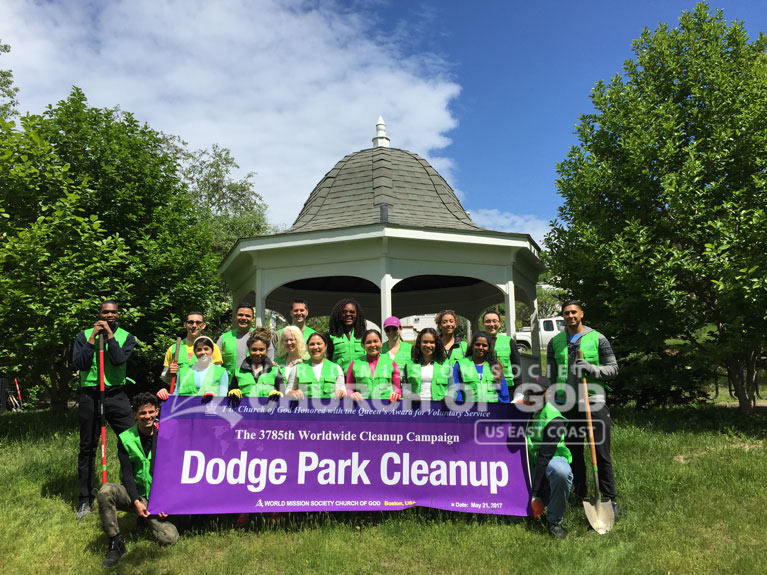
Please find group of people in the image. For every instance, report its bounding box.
[72,296,619,565]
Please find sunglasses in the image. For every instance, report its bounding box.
[186,320,204,326]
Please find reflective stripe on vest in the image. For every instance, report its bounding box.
[526,403,572,465]
[177,364,225,396]
[351,355,394,399]
[403,361,451,400]
[118,425,153,499]
[295,360,339,398]
[457,357,499,403]
[80,327,130,387]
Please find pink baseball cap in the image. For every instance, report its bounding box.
[383,316,401,329]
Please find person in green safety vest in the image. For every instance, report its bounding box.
[160,311,224,391]
[278,298,317,342]
[481,310,522,387]
[435,309,468,366]
[328,298,367,374]
[288,332,346,399]
[381,316,413,367]
[157,336,228,399]
[546,299,620,521]
[519,376,573,540]
[402,328,455,401]
[72,300,136,520]
[216,303,255,382]
[275,325,310,390]
[452,331,509,404]
[346,329,403,401]
[96,392,182,567]
[227,326,285,401]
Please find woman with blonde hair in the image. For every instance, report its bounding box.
[275,325,309,390]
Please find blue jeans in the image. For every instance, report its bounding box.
[531,456,573,525]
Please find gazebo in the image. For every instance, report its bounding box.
[219,118,545,355]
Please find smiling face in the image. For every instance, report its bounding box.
[363,332,382,357]
[439,313,456,336]
[194,343,213,359]
[562,304,584,332]
[134,402,158,434]
[290,302,308,326]
[472,337,490,362]
[235,307,254,332]
[420,332,436,361]
[99,302,119,326]
[342,303,357,328]
[185,314,205,339]
[307,334,326,361]
[249,339,268,364]
[282,332,297,353]
[482,312,501,336]
[384,325,400,342]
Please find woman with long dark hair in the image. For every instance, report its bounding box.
[289,332,345,399]
[402,328,454,401]
[328,298,366,373]
[346,329,401,401]
[452,330,509,403]
[435,310,467,366]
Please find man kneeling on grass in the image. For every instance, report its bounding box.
[97,392,179,567]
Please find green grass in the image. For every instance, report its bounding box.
[1,405,766,574]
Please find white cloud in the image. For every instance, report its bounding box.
[0,0,460,227]
[468,208,551,248]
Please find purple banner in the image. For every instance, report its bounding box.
[148,396,532,516]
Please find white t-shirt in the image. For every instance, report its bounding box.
[419,363,434,400]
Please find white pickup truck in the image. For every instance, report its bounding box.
[515,317,565,352]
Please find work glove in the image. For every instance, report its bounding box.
[156,389,169,401]
[227,388,243,408]
[389,392,401,402]
[531,497,545,520]
[574,358,596,378]
[268,390,283,402]
[201,392,214,404]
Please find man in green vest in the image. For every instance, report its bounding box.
[160,311,223,388]
[279,299,316,341]
[96,392,180,567]
[72,300,136,520]
[546,300,619,521]
[481,310,522,386]
[216,303,255,381]
[522,377,573,539]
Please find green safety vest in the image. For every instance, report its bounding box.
[235,364,280,397]
[381,340,413,368]
[445,340,468,367]
[295,360,339,398]
[526,403,572,465]
[351,355,395,399]
[403,360,452,400]
[177,364,226,396]
[456,357,499,403]
[330,333,365,373]
[118,425,153,499]
[80,327,131,387]
[493,334,515,385]
[168,340,198,382]
[551,330,607,397]
[220,330,241,381]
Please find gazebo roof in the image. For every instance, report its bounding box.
[287,119,481,233]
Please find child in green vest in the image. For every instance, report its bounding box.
[520,377,572,540]
[227,326,285,401]
[403,327,455,401]
[288,332,346,399]
[346,329,402,401]
[452,331,509,404]
[157,336,228,400]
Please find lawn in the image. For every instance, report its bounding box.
[1,404,765,575]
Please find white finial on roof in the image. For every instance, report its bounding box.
[372,116,390,148]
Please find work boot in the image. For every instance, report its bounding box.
[75,500,92,520]
[102,536,127,567]
[611,500,620,522]
[548,523,567,540]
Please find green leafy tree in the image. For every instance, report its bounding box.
[0,39,19,119]
[546,3,767,412]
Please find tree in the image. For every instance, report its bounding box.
[546,3,767,412]
[0,39,19,119]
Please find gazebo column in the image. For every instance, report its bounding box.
[504,279,516,336]
[379,272,394,326]
[255,267,266,327]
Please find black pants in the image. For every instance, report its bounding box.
[78,387,134,502]
[561,402,617,501]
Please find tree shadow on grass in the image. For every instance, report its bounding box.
[1,408,77,442]
[41,472,79,508]
[612,404,767,439]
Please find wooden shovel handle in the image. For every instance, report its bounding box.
[579,350,601,496]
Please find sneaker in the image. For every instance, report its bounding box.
[548,523,567,540]
[102,536,127,567]
[75,501,92,520]
[611,500,620,522]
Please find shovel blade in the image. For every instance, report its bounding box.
[583,497,614,534]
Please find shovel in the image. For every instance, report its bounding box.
[579,350,614,534]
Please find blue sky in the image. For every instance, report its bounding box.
[1,1,765,245]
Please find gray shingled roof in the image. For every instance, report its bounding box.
[287,147,481,233]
